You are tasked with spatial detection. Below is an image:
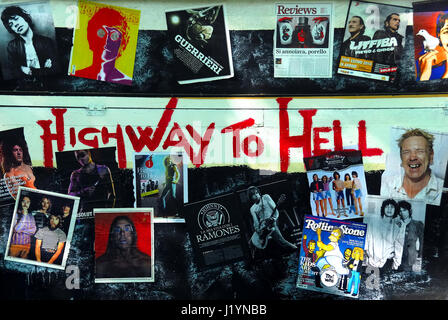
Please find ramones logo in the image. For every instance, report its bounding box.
[197,203,231,230]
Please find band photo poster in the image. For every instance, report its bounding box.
[4,187,79,270]
[133,151,188,221]
[0,0,60,81]
[413,1,448,81]
[274,2,334,78]
[68,0,141,86]
[94,208,154,283]
[165,4,234,84]
[296,215,367,298]
[337,0,412,82]
[304,150,368,220]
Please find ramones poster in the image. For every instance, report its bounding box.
[165,4,234,84]
[336,0,412,82]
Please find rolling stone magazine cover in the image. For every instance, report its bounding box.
[297,215,367,298]
[274,3,334,78]
[337,0,412,82]
[165,4,234,84]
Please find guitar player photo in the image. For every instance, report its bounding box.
[238,180,301,261]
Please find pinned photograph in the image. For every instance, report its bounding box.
[4,187,79,270]
[68,0,141,85]
[0,1,60,80]
[133,152,187,220]
[94,208,154,283]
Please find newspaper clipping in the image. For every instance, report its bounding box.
[274,3,333,78]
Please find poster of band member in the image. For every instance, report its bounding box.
[380,127,448,206]
[296,215,367,298]
[274,3,333,78]
[183,192,250,270]
[236,180,300,261]
[0,127,36,205]
[303,150,367,220]
[133,152,187,220]
[68,0,140,86]
[4,187,79,270]
[336,0,411,82]
[0,1,60,80]
[94,208,154,283]
[165,4,234,84]
[364,195,426,272]
[55,147,118,218]
[413,1,448,81]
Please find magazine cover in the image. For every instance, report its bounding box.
[4,187,79,270]
[296,215,367,298]
[133,152,187,220]
[236,180,301,261]
[183,192,250,270]
[274,3,334,78]
[303,150,368,219]
[68,0,141,85]
[0,128,36,205]
[0,1,60,80]
[413,1,448,81]
[380,127,448,206]
[336,0,412,82]
[165,4,234,84]
[55,147,119,218]
[364,195,426,272]
[94,208,154,283]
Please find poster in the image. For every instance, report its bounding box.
[274,2,333,78]
[165,4,234,84]
[4,187,79,270]
[296,215,367,298]
[413,0,448,81]
[303,150,368,219]
[94,207,154,283]
[68,0,141,85]
[336,0,412,82]
[0,1,60,80]
[133,151,187,220]
[183,192,250,270]
[364,195,426,272]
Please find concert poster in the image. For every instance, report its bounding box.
[4,187,79,270]
[303,150,368,220]
[296,215,367,298]
[165,4,234,84]
[0,127,36,205]
[68,0,141,86]
[94,207,154,283]
[236,180,301,262]
[133,151,187,221]
[364,195,426,272]
[336,0,412,82]
[183,192,250,270]
[0,1,60,80]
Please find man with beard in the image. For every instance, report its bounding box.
[34,214,66,265]
[340,16,371,59]
[95,216,152,279]
[372,13,404,66]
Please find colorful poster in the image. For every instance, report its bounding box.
[336,0,412,82]
[4,187,79,270]
[133,152,187,220]
[413,1,448,81]
[68,0,140,85]
[94,208,154,283]
[274,3,334,78]
[183,192,250,270]
[165,4,234,84]
[364,195,426,272]
[296,215,367,298]
[0,1,60,80]
[303,150,368,219]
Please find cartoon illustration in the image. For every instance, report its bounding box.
[345,247,364,297]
